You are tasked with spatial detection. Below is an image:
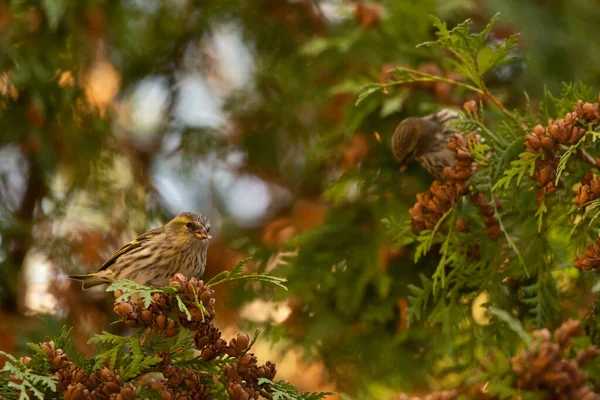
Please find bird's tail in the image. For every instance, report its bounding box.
[69,271,114,289]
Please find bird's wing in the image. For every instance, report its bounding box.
[424,109,459,127]
[97,227,164,272]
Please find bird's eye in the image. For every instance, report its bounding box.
[185,222,193,228]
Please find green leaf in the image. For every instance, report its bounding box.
[416,13,519,90]
[355,83,384,106]
[206,257,287,290]
[414,208,454,263]
[107,280,178,309]
[487,307,532,346]
[554,130,595,185]
[535,199,548,233]
[88,331,128,370]
[176,295,193,321]
[0,351,57,400]
[492,152,541,191]
[258,378,334,400]
[407,274,434,325]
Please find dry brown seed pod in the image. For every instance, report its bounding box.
[155,314,167,330]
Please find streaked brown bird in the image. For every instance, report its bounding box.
[69,212,211,289]
[391,109,459,178]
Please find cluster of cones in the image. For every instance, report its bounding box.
[409,132,500,240]
[25,273,278,400]
[562,96,600,272]
[575,172,600,207]
[511,319,598,399]
[112,273,217,338]
[395,319,599,400]
[524,96,600,202]
[145,355,212,400]
[41,341,138,400]
[575,237,600,272]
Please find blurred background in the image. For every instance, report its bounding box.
[1,0,599,398]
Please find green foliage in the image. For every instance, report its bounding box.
[4,0,600,398]
[487,307,532,346]
[315,11,600,396]
[0,351,57,400]
[419,13,520,88]
[87,331,161,378]
[258,379,335,400]
[107,280,179,308]
[0,271,326,400]
[407,274,434,326]
[492,152,540,191]
[357,12,520,107]
[206,257,288,290]
[414,209,454,263]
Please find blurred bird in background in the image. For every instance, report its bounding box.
[69,212,211,289]
[391,109,459,178]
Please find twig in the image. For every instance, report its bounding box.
[558,144,599,170]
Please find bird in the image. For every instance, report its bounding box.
[391,109,459,179]
[69,212,211,289]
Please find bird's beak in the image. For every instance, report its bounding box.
[194,230,212,240]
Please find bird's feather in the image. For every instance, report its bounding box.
[97,227,164,272]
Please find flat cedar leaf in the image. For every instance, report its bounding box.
[355,83,384,106]
[176,294,192,321]
[407,274,433,326]
[487,307,532,346]
[574,199,600,234]
[88,331,127,346]
[548,81,596,117]
[555,131,590,185]
[415,13,519,90]
[522,280,561,328]
[107,280,176,308]
[492,152,540,191]
[206,257,287,290]
[206,257,252,286]
[535,200,548,233]
[258,378,334,400]
[88,331,129,370]
[414,208,453,263]
[0,353,57,400]
[248,329,261,352]
[119,338,161,380]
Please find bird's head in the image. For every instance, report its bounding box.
[391,117,438,166]
[166,212,212,244]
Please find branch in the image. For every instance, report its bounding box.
[558,144,599,170]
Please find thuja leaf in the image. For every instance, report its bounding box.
[0,351,57,400]
[206,257,287,290]
[555,130,592,185]
[119,338,161,380]
[492,152,541,191]
[414,208,454,263]
[88,331,129,370]
[487,307,532,346]
[407,274,434,326]
[107,280,178,308]
[418,13,519,89]
[258,378,334,400]
[535,199,548,233]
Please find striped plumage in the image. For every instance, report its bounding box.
[70,212,211,289]
[391,109,459,178]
